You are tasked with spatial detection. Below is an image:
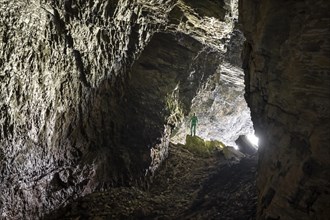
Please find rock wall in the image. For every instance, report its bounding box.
[0,0,173,218]
[171,28,254,147]
[240,0,330,219]
[126,32,224,174]
[0,0,248,218]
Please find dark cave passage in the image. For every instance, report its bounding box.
[43,21,260,219]
[47,28,259,219]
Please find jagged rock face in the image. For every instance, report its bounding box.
[0,0,251,218]
[126,32,227,174]
[240,0,330,219]
[171,29,254,147]
[0,0,173,218]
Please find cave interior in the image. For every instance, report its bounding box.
[0,0,329,219]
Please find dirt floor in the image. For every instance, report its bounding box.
[45,143,257,220]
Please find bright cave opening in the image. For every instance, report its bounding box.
[126,30,258,156]
[247,133,259,147]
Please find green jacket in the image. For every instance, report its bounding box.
[191,116,198,125]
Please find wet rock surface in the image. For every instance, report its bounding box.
[45,141,257,219]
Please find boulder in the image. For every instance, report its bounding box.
[184,135,224,157]
[222,146,245,161]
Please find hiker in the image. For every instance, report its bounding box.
[190,113,198,136]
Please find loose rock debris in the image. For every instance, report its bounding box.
[46,142,257,219]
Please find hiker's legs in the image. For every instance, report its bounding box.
[190,124,197,136]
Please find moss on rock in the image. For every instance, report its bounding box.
[181,135,245,160]
[183,135,224,157]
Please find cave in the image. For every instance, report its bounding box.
[0,0,329,219]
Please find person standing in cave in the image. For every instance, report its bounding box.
[190,113,198,136]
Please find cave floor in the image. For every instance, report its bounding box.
[46,144,257,220]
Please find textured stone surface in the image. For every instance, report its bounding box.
[0,0,250,218]
[0,0,172,218]
[240,0,330,219]
[171,28,254,147]
[126,32,225,174]
[4,0,328,219]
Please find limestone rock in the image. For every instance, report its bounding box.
[170,28,254,147]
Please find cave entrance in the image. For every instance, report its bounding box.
[126,31,257,159]
[115,30,259,218]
